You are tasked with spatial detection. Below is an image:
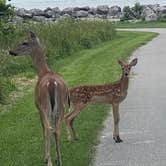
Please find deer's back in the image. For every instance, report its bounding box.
[70,84,122,104]
[35,72,68,109]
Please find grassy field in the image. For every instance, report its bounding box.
[0,19,115,104]
[115,21,166,28]
[0,31,157,166]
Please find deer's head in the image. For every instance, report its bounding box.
[9,31,40,56]
[118,58,138,77]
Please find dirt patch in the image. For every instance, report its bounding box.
[0,75,36,112]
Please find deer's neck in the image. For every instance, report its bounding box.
[120,75,129,93]
[31,46,51,77]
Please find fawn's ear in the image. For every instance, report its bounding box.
[130,58,138,67]
[118,60,124,66]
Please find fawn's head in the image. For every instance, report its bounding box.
[118,58,138,77]
[9,31,40,56]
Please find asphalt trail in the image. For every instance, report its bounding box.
[94,29,166,166]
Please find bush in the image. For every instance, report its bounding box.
[132,2,143,19]
[121,3,143,21]
[121,6,134,21]
[0,1,15,47]
[157,14,166,22]
[0,1,17,103]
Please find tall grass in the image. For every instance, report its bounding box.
[1,18,116,76]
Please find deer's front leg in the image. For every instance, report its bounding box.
[112,103,123,143]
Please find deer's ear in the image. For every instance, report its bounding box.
[130,58,138,67]
[29,31,40,44]
[29,31,36,39]
[118,60,124,66]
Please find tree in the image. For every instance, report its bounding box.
[132,2,143,19]
[0,0,15,36]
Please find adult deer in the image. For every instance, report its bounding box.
[65,58,137,143]
[9,32,69,166]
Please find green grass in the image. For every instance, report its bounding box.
[115,21,166,28]
[0,31,157,166]
[0,19,115,103]
[0,19,116,76]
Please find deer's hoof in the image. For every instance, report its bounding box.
[55,159,62,166]
[48,163,53,166]
[73,133,79,141]
[74,137,79,141]
[113,136,123,143]
[44,158,48,164]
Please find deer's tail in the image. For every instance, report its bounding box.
[47,79,58,131]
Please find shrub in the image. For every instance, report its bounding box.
[0,1,15,47]
[121,6,134,21]
[132,2,143,19]
[121,3,143,21]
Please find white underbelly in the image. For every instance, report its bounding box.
[91,95,111,103]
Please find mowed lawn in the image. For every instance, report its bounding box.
[0,31,157,166]
[115,21,166,28]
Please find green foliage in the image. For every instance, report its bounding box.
[31,19,116,63]
[121,6,134,21]
[132,2,143,19]
[0,1,14,20]
[0,1,15,44]
[157,14,166,22]
[121,2,143,21]
[0,50,16,104]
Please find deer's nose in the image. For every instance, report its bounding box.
[9,50,17,56]
[125,73,128,76]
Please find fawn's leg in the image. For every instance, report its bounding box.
[65,103,85,141]
[112,103,123,143]
[64,108,75,141]
[69,103,86,140]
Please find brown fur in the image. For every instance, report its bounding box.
[9,32,69,166]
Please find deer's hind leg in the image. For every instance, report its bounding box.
[53,118,62,166]
[39,109,52,166]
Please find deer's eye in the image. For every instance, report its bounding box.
[22,42,28,45]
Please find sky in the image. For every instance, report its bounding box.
[7,0,166,9]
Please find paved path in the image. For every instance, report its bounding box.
[94,29,166,166]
